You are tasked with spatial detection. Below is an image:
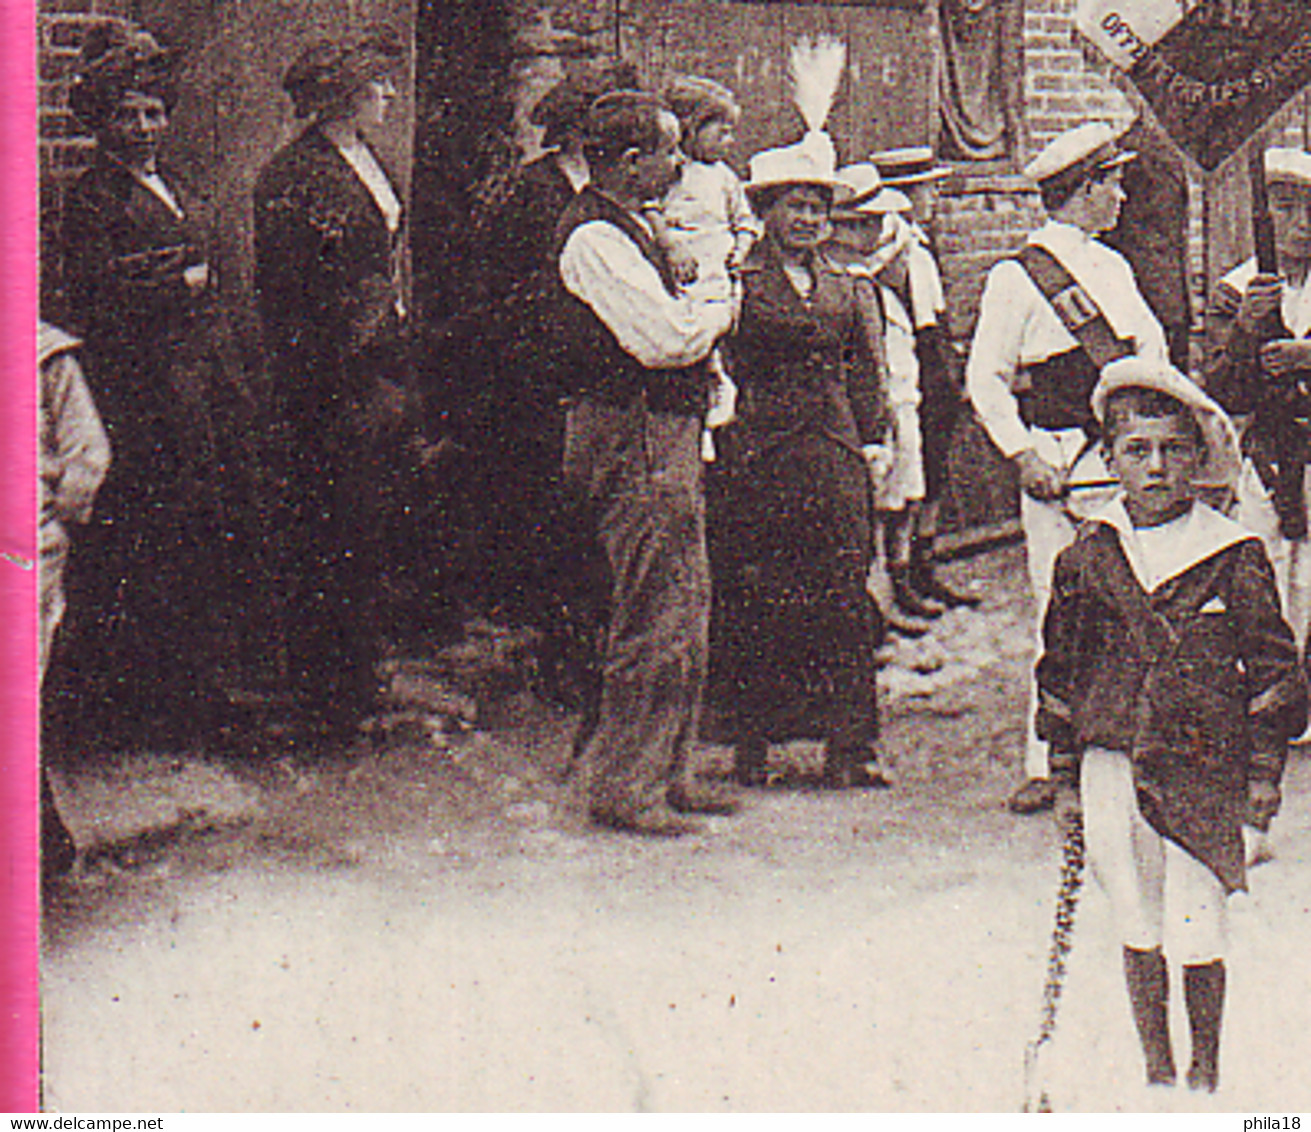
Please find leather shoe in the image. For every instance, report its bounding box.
[590,803,702,837]
[822,756,893,790]
[1008,778,1057,815]
[883,603,932,638]
[891,566,945,620]
[668,783,741,815]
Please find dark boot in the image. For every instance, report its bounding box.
[1184,960,1226,1093]
[909,537,981,609]
[1124,946,1177,1086]
[890,563,944,620]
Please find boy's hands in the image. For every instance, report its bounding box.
[1247,779,1281,832]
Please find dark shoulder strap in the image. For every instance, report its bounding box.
[1017,244,1134,371]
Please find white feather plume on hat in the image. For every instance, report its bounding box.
[745,36,846,201]
[789,35,845,167]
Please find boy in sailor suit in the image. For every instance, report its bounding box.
[967,122,1171,814]
[1036,358,1305,1094]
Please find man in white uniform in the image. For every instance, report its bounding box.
[967,121,1170,814]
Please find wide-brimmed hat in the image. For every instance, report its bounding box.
[1091,357,1240,490]
[1265,147,1311,191]
[834,184,912,219]
[745,131,845,205]
[834,162,881,207]
[282,23,405,120]
[1023,121,1136,195]
[68,20,175,131]
[869,145,952,186]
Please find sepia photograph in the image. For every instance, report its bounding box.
[13,0,1311,1113]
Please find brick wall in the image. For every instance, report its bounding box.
[37,3,133,310]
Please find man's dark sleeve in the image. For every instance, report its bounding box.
[1202,277,1262,414]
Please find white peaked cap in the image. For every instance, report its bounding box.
[1023,121,1136,186]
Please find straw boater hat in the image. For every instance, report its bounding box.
[868,145,952,187]
[1265,147,1311,190]
[1091,357,1241,491]
[744,36,847,205]
[1023,121,1137,197]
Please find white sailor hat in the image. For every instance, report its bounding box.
[1023,122,1136,191]
[834,162,882,206]
[1092,357,1241,490]
[868,145,952,186]
[1265,147,1311,190]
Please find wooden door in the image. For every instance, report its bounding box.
[619,0,935,174]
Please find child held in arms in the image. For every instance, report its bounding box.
[1035,357,1306,1094]
[653,75,763,456]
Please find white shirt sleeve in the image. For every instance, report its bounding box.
[559,219,733,370]
[966,259,1040,459]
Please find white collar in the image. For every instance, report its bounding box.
[1089,497,1253,591]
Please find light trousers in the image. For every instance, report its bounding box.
[1081,748,1228,965]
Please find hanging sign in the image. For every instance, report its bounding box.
[1077,0,1311,170]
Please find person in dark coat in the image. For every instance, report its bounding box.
[54,22,252,751]
[254,25,419,745]
[713,135,893,790]
[1103,115,1192,371]
[447,61,638,713]
[1036,359,1305,1094]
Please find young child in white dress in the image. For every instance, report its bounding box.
[654,75,762,459]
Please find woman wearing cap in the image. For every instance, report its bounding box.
[55,21,252,751]
[254,26,417,745]
[712,134,893,789]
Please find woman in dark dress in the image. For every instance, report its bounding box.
[56,24,250,751]
[713,141,893,789]
[253,26,420,744]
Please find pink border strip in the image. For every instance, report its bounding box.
[1,0,40,1113]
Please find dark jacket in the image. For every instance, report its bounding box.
[1036,511,1306,892]
[725,242,890,461]
[61,152,225,481]
[254,125,412,443]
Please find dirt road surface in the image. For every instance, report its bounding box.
[39,547,1311,1112]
